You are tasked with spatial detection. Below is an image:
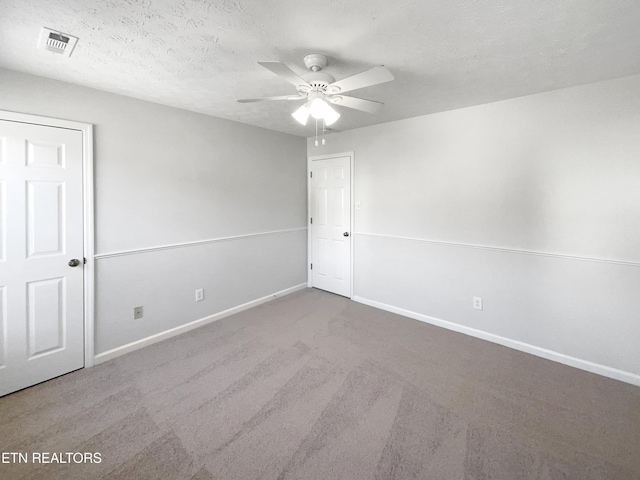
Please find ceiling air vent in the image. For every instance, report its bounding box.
[38,27,78,57]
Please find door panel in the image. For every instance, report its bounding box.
[334,239,348,281]
[316,188,328,225]
[331,187,345,226]
[26,140,65,168]
[0,120,84,397]
[27,277,65,358]
[310,155,351,297]
[27,181,65,257]
[317,238,329,277]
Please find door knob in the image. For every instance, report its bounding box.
[343,232,350,237]
[68,259,81,267]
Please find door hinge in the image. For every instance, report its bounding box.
[310,263,313,270]
[310,218,313,224]
[310,171,313,178]
[83,257,87,264]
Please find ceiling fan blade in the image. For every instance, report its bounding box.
[327,66,394,94]
[237,95,306,103]
[258,61,310,88]
[328,95,384,113]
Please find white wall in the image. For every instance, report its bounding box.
[309,74,640,383]
[0,67,307,356]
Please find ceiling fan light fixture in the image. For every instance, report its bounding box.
[292,104,310,125]
[323,106,340,126]
[308,98,328,119]
[302,98,341,126]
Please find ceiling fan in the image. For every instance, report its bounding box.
[237,53,394,127]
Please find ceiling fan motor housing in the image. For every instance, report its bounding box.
[301,71,336,90]
[298,54,334,94]
[303,53,328,72]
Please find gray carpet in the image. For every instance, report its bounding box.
[1,288,639,479]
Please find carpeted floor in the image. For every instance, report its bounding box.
[1,288,639,479]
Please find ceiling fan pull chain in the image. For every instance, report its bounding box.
[322,118,326,145]
[315,117,319,147]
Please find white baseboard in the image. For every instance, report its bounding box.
[94,283,307,365]
[352,296,640,387]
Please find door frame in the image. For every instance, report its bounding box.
[1,109,95,368]
[307,151,355,298]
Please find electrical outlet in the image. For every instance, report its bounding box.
[473,297,483,311]
[133,306,143,319]
[195,288,204,302]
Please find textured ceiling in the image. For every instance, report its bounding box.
[1,0,640,137]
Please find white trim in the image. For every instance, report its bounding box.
[0,110,92,132]
[94,227,307,259]
[352,295,640,387]
[357,232,640,268]
[307,161,312,288]
[350,153,355,298]
[94,283,307,364]
[307,151,355,297]
[0,110,95,368]
[82,125,95,367]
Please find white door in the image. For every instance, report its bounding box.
[0,119,85,397]
[310,155,351,297]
